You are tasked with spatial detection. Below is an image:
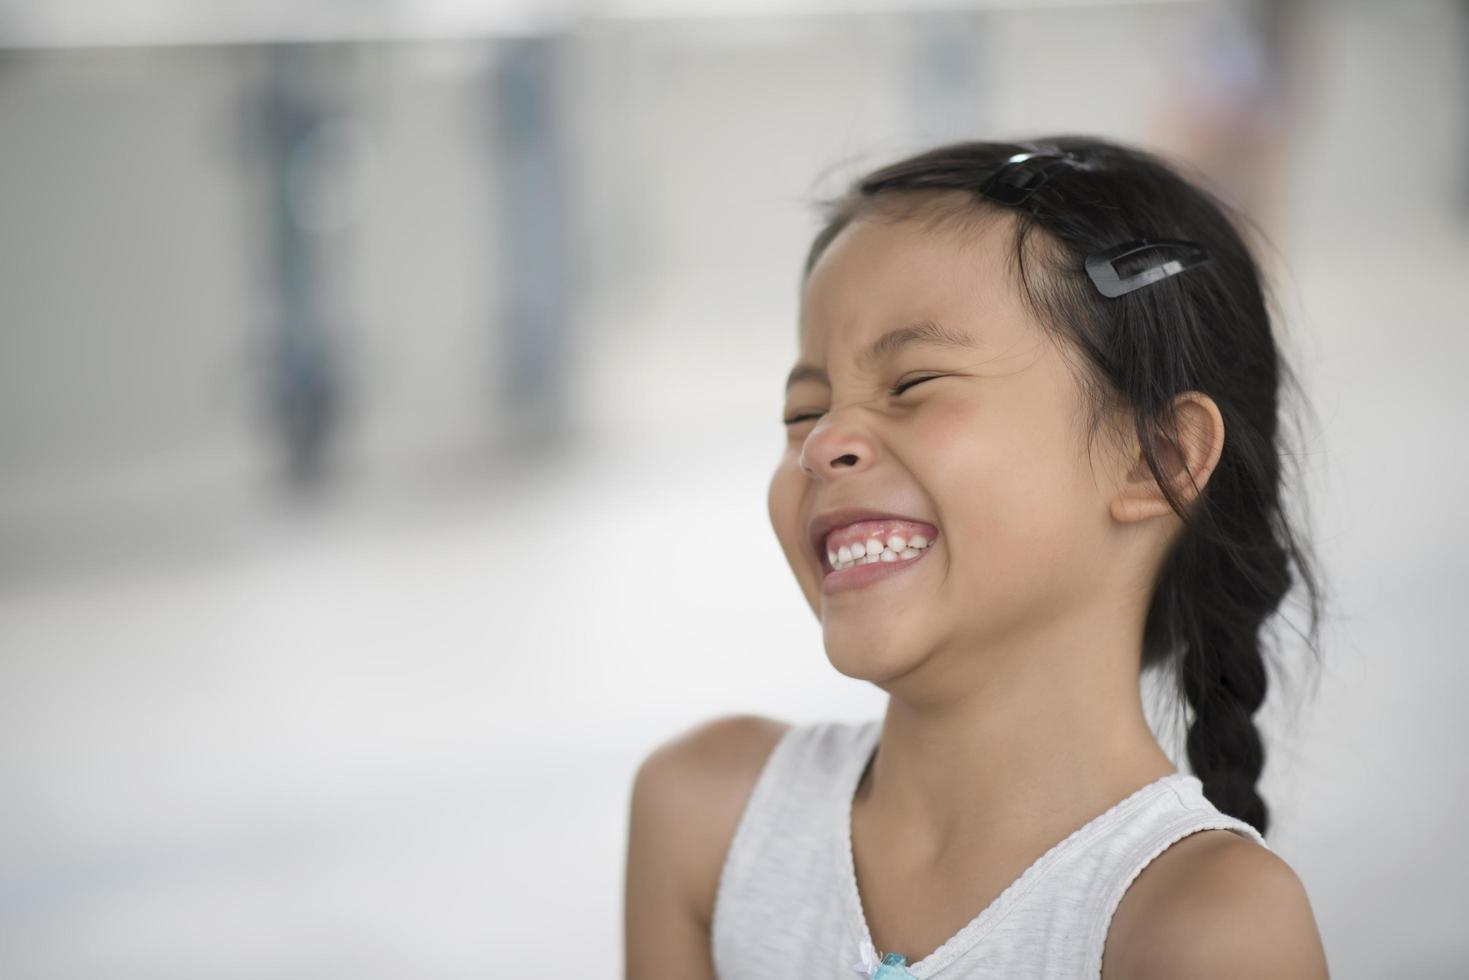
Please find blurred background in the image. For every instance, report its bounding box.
[1,0,1465,976]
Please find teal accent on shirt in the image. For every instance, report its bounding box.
[873,952,919,979]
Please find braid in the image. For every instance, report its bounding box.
[1171,529,1288,835]
[1148,386,1308,838]
[1184,635,1268,833]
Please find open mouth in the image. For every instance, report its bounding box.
[821,522,936,573]
[820,534,936,595]
[815,518,939,595]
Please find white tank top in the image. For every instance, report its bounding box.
[711,717,1269,979]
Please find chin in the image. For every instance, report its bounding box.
[821,630,925,684]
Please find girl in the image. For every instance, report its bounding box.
[625,136,1329,979]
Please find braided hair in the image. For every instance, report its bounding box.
[800,136,1326,836]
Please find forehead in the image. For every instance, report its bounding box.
[799,205,1030,351]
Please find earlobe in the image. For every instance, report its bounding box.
[1109,392,1226,525]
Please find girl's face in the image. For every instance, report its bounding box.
[768,207,1131,680]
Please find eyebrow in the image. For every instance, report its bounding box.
[784,319,979,392]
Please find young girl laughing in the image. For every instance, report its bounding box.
[626,136,1329,979]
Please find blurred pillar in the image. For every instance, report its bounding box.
[904,10,994,147]
[1461,0,1469,220]
[484,35,573,456]
[250,43,358,490]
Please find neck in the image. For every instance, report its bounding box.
[855,607,1177,866]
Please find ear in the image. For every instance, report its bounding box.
[1110,392,1226,525]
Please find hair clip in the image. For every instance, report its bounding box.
[1084,238,1210,298]
[978,149,1079,205]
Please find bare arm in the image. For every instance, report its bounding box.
[623,714,790,980]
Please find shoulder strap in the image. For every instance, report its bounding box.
[711,719,875,978]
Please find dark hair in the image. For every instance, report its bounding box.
[801,135,1326,837]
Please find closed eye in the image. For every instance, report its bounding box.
[889,374,943,396]
[783,375,944,426]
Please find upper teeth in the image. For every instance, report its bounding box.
[827,532,931,570]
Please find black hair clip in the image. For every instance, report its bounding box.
[978,149,1080,205]
[1084,239,1210,298]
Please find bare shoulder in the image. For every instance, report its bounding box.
[625,714,792,978]
[1103,828,1330,980]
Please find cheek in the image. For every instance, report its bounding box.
[766,453,805,560]
[919,400,1092,574]
[767,455,823,613]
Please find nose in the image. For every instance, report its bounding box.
[799,415,877,479]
